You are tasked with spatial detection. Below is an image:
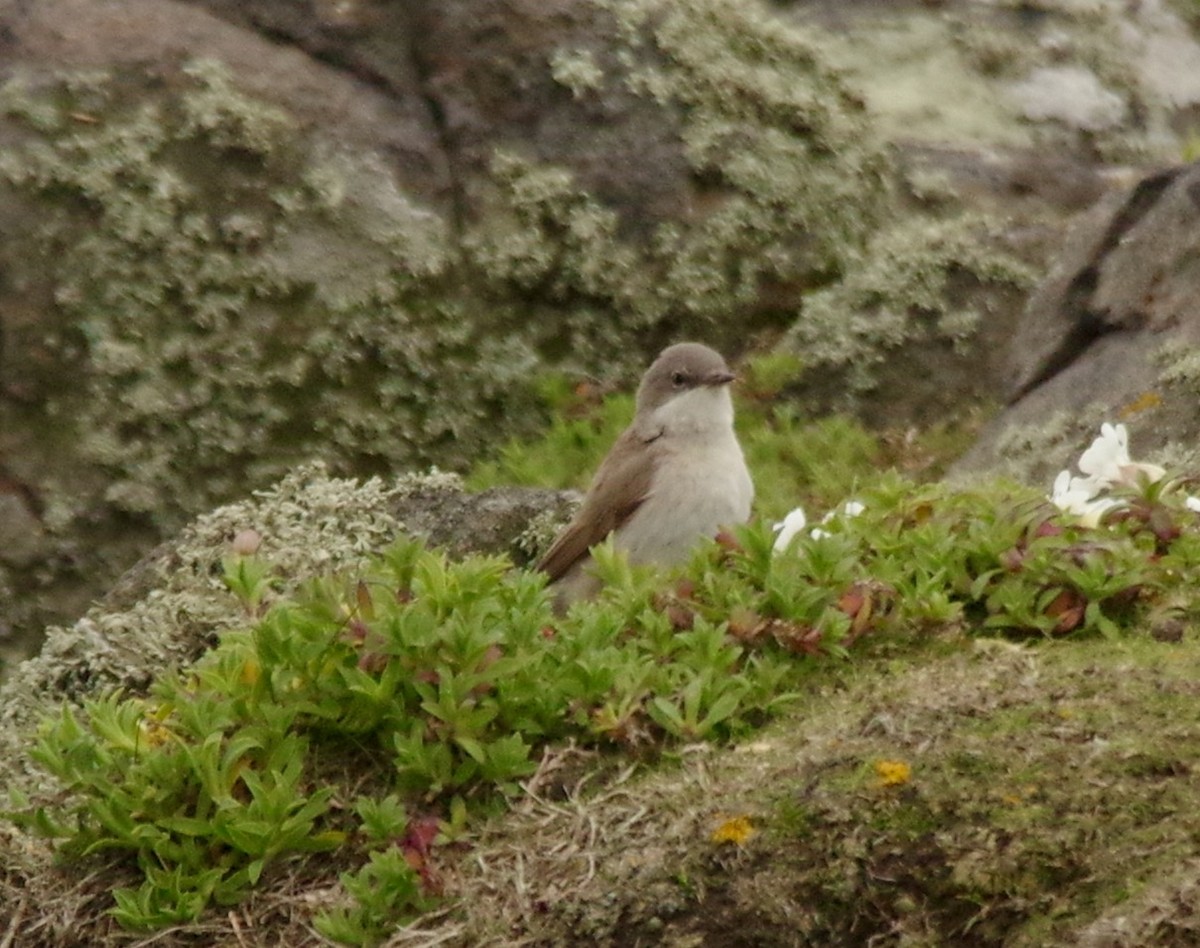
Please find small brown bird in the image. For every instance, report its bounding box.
[539,342,754,609]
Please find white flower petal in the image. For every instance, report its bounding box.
[1116,461,1166,488]
[1077,497,1121,529]
[1051,469,1073,502]
[1186,496,1200,513]
[772,507,808,553]
[1078,421,1139,488]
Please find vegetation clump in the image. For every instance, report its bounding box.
[11,438,1200,942]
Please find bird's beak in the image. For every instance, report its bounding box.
[704,370,737,386]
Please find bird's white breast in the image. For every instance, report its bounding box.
[615,387,753,565]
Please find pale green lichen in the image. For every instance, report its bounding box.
[470,0,892,362]
[1157,339,1200,392]
[785,215,1036,396]
[514,502,581,564]
[178,58,296,155]
[550,49,606,98]
[0,59,548,656]
[0,62,531,532]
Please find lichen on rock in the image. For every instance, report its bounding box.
[468,0,892,362]
[0,61,526,528]
[783,214,1035,425]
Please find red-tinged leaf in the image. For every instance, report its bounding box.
[1149,507,1181,546]
[727,605,764,644]
[666,603,695,631]
[837,587,865,618]
[1044,588,1087,634]
[355,581,375,621]
[357,650,388,674]
[1000,547,1025,572]
[403,814,440,857]
[771,621,823,655]
[714,529,742,552]
[342,618,369,646]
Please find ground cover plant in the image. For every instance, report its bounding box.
[9,413,1200,944]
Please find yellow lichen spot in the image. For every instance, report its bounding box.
[710,815,756,846]
[875,759,912,787]
[1119,390,1163,418]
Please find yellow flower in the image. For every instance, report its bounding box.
[239,656,261,687]
[875,759,911,787]
[710,815,755,846]
[137,705,175,749]
[138,720,172,748]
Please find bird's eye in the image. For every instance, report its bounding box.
[671,371,687,388]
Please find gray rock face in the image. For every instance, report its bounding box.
[954,161,1200,484]
[1006,66,1127,132]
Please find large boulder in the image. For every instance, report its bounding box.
[953,160,1200,485]
[5,0,1200,661]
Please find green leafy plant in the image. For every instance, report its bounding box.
[13,538,811,939]
[13,448,1200,942]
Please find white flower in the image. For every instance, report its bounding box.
[1077,422,1126,485]
[772,507,808,553]
[1050,469,1120,527]
[820,500,866,524]
[1077,422,1164,489]
[1186,496,1200,513]
[809,527,832,540]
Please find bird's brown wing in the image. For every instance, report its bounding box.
[537,425,663,582]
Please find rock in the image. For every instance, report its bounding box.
[1007,66,1127,133]
[0,483,46,570]
[952,161,1200,484]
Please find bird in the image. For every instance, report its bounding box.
[538,342,754,609]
